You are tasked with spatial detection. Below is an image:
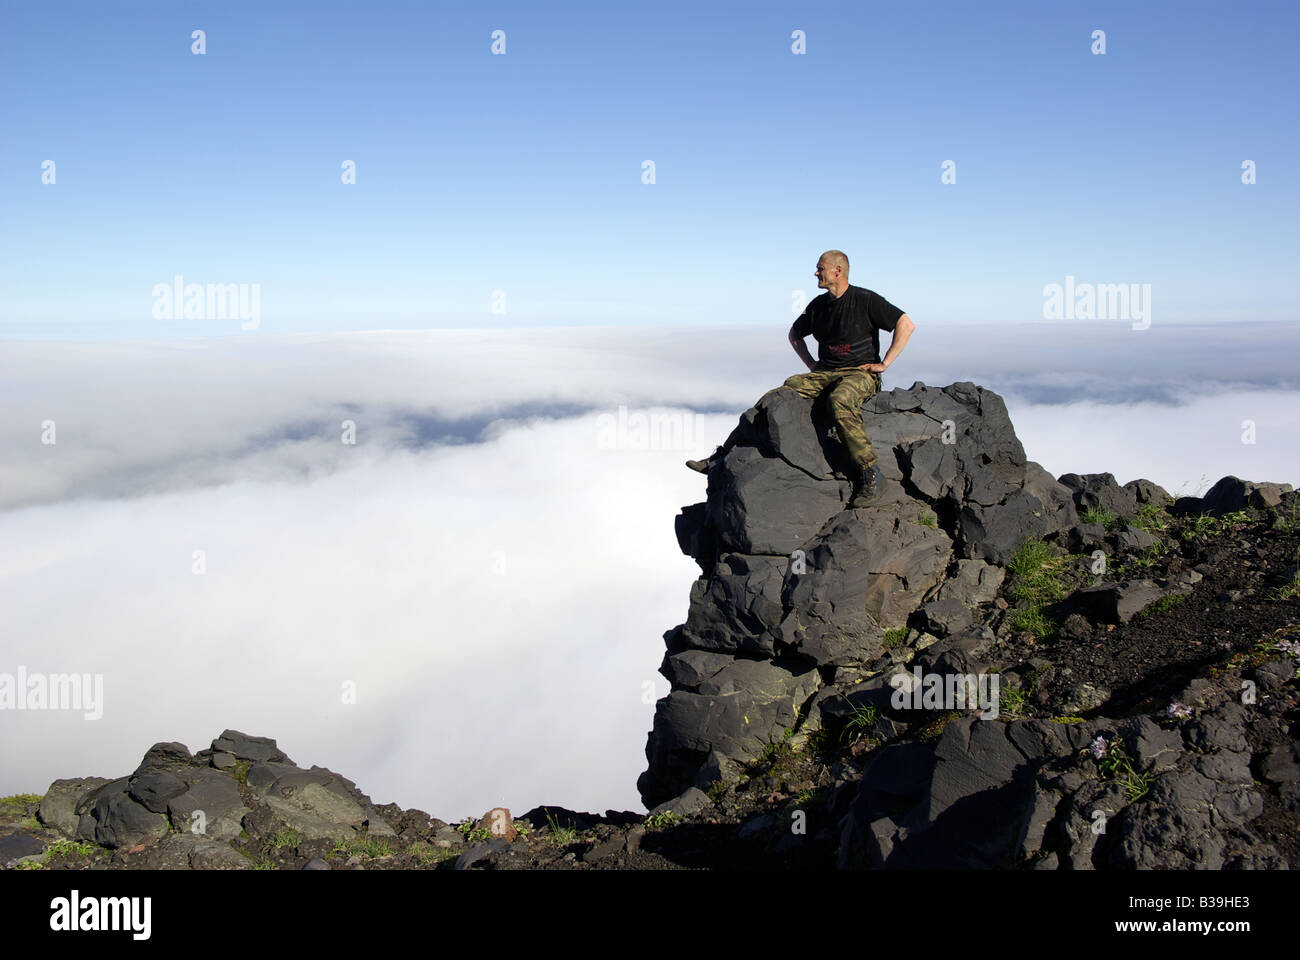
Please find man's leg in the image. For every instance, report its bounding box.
[686,371,836,472]
[825,369,884,473]
[823,369,888,506]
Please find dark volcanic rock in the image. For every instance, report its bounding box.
[645,375,1297,869]
[1059,472,1139,518]
[641,381,1077,805]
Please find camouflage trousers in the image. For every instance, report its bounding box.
[717,367,884,474]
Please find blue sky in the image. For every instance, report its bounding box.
[1,0,1297,337]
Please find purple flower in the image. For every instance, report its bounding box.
[1089,735,1108,760]
[1166,702,1193,719]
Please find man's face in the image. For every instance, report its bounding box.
[815,258,839,288]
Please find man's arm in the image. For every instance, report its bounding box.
[789,321,817,371]
[860,313,915,372]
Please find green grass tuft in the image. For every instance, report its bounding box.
[1094,738,1155,801]
[332,835,395,859]
[999,684,1028,718]
[1134,592,1189,619]
[644,811,683,831]
[43,838,96,859]
[543,811,579,846]
[839,702,880,745]
[1129,502,1171,533]
[1080,506,1119,530]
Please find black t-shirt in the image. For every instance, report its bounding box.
[792,285,905,369]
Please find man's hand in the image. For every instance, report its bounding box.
[857,362,887,373]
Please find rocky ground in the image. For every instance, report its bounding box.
[3,381,1297,870]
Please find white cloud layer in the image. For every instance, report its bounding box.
[1,320,1297,818]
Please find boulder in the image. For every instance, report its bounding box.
[38,777,109,837]
[1058,472,1139,518]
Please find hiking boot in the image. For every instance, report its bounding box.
[685,446,724,474]
[847,464,884,508]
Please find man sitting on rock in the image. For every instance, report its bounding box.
[687,249,915,508]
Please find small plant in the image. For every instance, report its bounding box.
[1134,591,1189,619]
[454,818,493,843]
[917,510,937,528]
[1006,604,1056,640]
[1049,715,1086,723]
[999,684,1028,718]
[793,787,817,806]
[13,859,44,870]
[1080,506,1118,530]
[1005,539,1066,640]
[230,760,252,785]
[1089,735,1154,801]
[1118,540,1164,575]
[882,626,909,648]
[1220,509,1251,527]
[269,828,302,849]
[1130,502,1171,533]
[42,838,96,860]
[644,811,682,831]
[756,730,793,766]
[838,702,879,745]
[332,835,394,859]
[1180,512,1220,542]
[544,811,578,846]
[1007,538,1058,581]
[1271,562,1300,601]
[405,841,457,865]
[1165,702,1193,719]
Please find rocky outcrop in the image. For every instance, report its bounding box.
[640,381,1079,807]
[639,378,1298,869]
[26,730,400,869]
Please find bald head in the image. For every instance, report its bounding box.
[815,250,850,297]
[820,250,849,277]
